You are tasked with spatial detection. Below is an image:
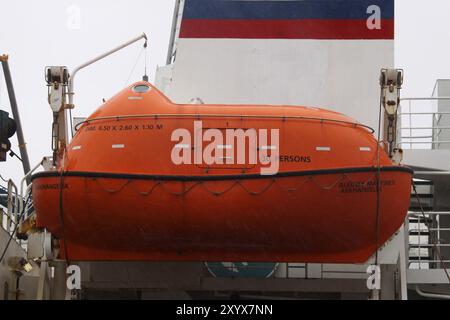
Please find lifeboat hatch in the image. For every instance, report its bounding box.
[132,84,151,93]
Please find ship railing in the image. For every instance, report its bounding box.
[406,211,450,270]
[0,158,50,248]
[2,179,34,249]
[0,179,30,251]
[398,97,450,150]
[19,158,50,223]
[1,180,19,237]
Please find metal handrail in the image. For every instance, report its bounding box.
[401,97,450,101]
[415,286,450,300]
[398,97,450,149]
[5,180,18,235]
[1,159,49,245]
[1,179,23,243]
[409,212,450,215]
[402,126,450,130]
[410,228,450,232]
[19,160,45,217]
[408,211,449,269]
[411,260,450,263]
[401,135,433,139]
[69,33,147,106]
[410,244,450,248]
[399,112,450,115]
[399,141,450,145]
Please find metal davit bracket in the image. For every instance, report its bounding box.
[380,68,404,159]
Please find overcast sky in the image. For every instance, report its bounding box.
[0,0,449,183]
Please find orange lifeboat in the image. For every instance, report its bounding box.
[31,82,412,263]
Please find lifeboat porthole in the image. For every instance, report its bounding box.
[132,84,151,93]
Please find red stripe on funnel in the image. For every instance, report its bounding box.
[180,19,394,40]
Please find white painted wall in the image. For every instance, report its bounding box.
[163,39,394,133]
[404,149,450,171]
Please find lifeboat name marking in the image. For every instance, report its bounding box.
[36,183,69,190]
[339,180,395,193]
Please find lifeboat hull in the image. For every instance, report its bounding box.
[32,82,413,263]
[32,167,412,263]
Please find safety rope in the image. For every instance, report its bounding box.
[92,178,132,194]
[162,181,201,196]
[374,85,384,267]
[69,108,74,139]
[88,172,379,198]
[58,148,70,265]
[124,47,145,86]
[144,38,148,80]
[124,41,147,87]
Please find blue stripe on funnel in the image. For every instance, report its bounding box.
[183,0,394,20]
